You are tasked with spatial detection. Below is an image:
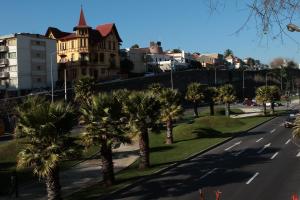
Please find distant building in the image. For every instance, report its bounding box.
[125,42,195,73]
[45,7,122,82]
[0,33,57,95]
[197,53,225,68]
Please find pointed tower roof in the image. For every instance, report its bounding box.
[74,6,91,30]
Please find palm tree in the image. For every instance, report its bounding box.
[80,93,130,187]
[185,82,206,117]
[224,49,234,58]
[124,91,161,169]
[218,84,236,117]
[205,87,218,116]
[269,85,281,114]
[148,83,163,94]
[16,97,79,200]
[74,76,96,105]
[255,86,271,115]
[292,117,300,138]
[159,88,183,144]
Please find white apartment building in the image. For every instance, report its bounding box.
[0,33,57,94]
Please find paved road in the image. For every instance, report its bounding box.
[107,108,300,200]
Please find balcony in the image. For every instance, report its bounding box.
[0,72,9,79]
[0,46,8,52]
[0,59,9,66]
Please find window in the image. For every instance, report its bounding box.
[93,53,98,63]
[101,68,105,74]
[99,53,104,62]
[37,78,41,83]
[36,53,41,58]
[71,41,74,49]
[71,54,74,62]
[7,39,16,46]
[8,52,16,59]
[37,65,41,70]
[108,41,112,50]
[113,42,116,50]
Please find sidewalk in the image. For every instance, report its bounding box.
[10,142,139,200]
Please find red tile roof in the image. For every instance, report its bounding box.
[96,23,122,42]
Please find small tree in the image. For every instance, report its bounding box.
[185,83,206,117]
[269,85,281,114]
[16,97,79,200]
[205,87,219,116]
[80,93,130,187]
[130,44,140,49]
[256,86,271,116]
[159,88,183,144]
[124,91,161,169]
[218,84,236,117]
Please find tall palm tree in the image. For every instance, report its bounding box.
[205,87,218,116]
[159,88,183,144]
[185,82,206,117]
[124,91,161,169]
[16,97,79,200]
[74,76,96,105]
[80,93,130,187]
[255,86,271,115]
[269,85,281,114]
[218,84,236,117]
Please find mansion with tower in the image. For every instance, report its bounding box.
[45,7,122,82]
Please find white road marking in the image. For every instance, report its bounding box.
[270,152,279,160]
[225,141,242,151]
[270,129,276,133]
[246,172,259,185]
[256,138,263,143]
[234,149,246,157]
[200,168,218,179]
[285,139,291,145]
[257,143,271,154]
[297,152,300,157]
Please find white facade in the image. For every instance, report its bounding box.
[0,33,57,91]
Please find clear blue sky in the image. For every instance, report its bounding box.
[1,0,300,64]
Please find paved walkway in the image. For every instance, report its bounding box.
[6,142,139,200]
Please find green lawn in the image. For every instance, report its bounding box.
[66,114,273,200]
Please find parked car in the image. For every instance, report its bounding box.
[243,99,257,106]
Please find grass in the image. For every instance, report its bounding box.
[66,114,273,200]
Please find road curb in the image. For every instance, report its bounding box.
[103,115,278,199]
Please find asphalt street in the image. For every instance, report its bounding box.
[106,108,300,200]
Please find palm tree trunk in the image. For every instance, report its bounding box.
[209,102,215,116]
[101,142,114,187]
[225,103,230,117]
[193,103,199,117]
[166,118,173,144]
[45,166,62,200]
[139,127,150,169]
[263,103,267,115]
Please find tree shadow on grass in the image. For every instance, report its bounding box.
[150,146,175,153]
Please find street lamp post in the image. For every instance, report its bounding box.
[214,67,217,86]
[170,58,174,90]
[50,52,56,103]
